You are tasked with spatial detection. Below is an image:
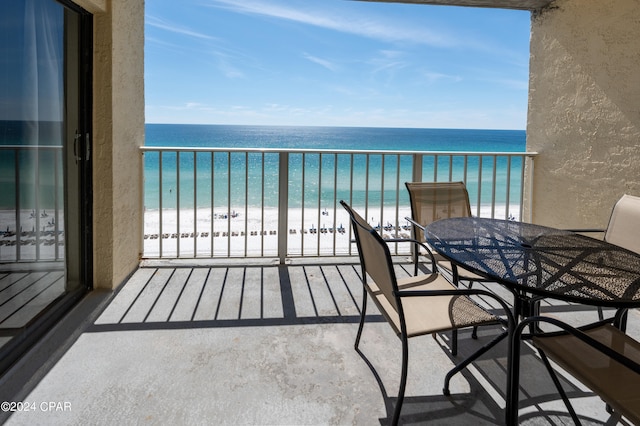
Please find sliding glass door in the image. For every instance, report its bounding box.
[0,0,92,373]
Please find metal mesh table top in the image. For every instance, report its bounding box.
[426,217,640,307]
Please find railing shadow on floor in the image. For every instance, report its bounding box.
[84,260,627,425]
[90,261,398,333]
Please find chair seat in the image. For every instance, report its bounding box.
[533,324,640,425]
[366,273,499,338]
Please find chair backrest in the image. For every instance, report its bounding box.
[604,194,640,254]
[340,201,399,312]
[405,181,472,241]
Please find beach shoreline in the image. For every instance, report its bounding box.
[1,204,520,260]
[141,204,520,258]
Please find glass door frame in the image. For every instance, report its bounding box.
[0,0,93,374]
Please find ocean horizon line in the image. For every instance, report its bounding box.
[144,122,527,133]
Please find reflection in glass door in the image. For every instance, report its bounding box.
[0,0,92,373]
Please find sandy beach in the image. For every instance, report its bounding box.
[142,205,416,258]
[0,209,65,262]
[1,204,520,261]
[141,204,520,258]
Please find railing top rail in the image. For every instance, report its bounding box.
[0,145,63,150]
[139,146,538,157]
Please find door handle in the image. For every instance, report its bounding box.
[73,130,82,164]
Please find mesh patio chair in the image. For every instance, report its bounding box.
[603,194,640,253]
[571,194,640,252]
[404,181,490,286]
[513,312,640,425]
[567,194,640,320]
[341,200,513,426]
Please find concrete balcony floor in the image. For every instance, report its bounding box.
[1,258,637,425]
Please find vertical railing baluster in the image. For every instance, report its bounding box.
[332,153,338,256]
[14,149,21,261]
[433,154,439,181]
[506,156,512,220]
[524,154,532,222]
[49,149,58,260]
[194,151,198,256]
[348,154,354,255]
[159,151,164,257]
[364,154,370,227]
[412,153,422,183]
[176,152,181,257]
[491,155,497,219]
[227,152,231,257]
[380,154,385,237]
[394,154,401,251]
[261,153,266,257]
[244,152,249,257]
[34,148,40,261]
[300,152,307,257]
[463,156,468,186]
[409,153,421,262]
[278,152,288,263]
[317,153,323,255]
[476,156,483,217]
[210,151,214,256]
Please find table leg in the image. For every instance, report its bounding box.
[506,321,520,425]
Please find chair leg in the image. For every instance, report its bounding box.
[412,242,419,276]
[466,276,479,341]
[443,329,508,396]
[537,349,582,425]
[452,329,458,355]
[392,334,409,426]
[355,291,368,350]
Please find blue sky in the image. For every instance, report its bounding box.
[145,0,531,129]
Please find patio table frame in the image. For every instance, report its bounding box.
[424,217,640,425]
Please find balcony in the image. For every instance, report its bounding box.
[2,259,638,424]
[3,146,638,424]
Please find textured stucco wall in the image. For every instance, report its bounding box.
[526,0,640,228]
[92,0,145,289]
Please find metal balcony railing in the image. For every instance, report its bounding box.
[0,145,64,263]
[140,147,537,262]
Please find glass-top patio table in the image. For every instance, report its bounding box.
[424,217,640,424]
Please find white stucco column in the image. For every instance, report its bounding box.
[91,0,145,289]
[526,0,640,228]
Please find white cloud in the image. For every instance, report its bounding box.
[205,0,457,47]
[421,71,462,84]
[147,15,217,41]
[301,53,338,71]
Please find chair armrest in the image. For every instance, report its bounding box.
[384,237,439,269]
[396,287,515,327]
[405,216,425,231]
[516,315,640,375]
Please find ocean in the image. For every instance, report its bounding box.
[0,122,527,210]
[145,124,525,152]
[143,124,526,211]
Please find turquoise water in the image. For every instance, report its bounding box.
[0,120,64,210]
[0,122,526,211]
[143,124,526,210]
[145,124,524,152]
